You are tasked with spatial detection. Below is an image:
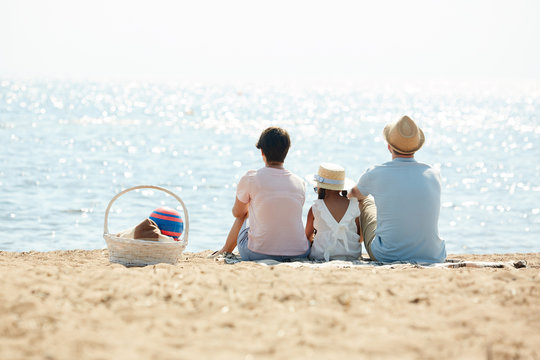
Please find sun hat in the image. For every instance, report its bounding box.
[383,115,425,154]
[313,163,356,191]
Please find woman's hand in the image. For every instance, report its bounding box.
[208,249,231,258]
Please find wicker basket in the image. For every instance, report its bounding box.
[103,185,189,266]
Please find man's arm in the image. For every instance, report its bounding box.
[355,216,363,243]
[348,186,367,201]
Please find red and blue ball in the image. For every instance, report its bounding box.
[149,207,184,241]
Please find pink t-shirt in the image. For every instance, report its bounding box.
[236,167,309,256]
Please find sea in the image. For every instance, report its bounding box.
[1,79,539,254]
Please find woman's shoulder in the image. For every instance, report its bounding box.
[239,169,264,180]
[238,169,258,183]
[347,197,360,216]
[278,169,306,186]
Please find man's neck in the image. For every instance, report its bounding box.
[392,154,414,160]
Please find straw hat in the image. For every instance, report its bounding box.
[313,163,356,191]
[383,115,425,154]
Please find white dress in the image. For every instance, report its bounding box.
[309,198,362,261]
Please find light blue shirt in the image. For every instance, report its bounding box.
[357,158,446,263]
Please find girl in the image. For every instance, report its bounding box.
[305,163,363,261]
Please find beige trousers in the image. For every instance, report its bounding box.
[360,196,378,261]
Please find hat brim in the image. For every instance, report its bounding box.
[383,124,425,154]
[307,175,356,191]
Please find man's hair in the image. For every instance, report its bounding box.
[256,127,291,163]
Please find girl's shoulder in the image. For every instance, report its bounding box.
[312,199,326,209]
[313,197,358,207]
[337,196,358,209]
[312,199,330,217]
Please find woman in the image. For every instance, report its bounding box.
[216,127,310,261]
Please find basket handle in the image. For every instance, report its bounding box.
[103,185,189,244]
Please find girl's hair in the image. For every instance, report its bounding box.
[318,188,348,199]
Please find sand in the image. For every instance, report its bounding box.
[1,250,539,360]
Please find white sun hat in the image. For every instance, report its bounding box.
[313,162,356,191]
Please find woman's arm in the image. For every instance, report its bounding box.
[232,197,248,219]
[305,207,315,242]
[217,198,249,254]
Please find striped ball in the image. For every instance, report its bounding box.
[149,207,184,241]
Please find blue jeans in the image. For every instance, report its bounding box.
[237,219,310,261]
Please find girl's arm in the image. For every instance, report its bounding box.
[305,207,315,242]
[355,216,363,243]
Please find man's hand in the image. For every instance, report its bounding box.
[348,186,367,201]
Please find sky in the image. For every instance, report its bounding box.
[0,0,539,84]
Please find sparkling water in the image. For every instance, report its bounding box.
[1,79,538,254]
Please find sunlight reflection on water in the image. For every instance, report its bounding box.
[0,79,539,254]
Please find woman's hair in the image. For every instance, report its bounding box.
[318,188,348,199]
[256,127,291,163]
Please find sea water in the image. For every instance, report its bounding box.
[0,79,539,254]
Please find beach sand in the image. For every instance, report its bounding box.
[1,250,539,360]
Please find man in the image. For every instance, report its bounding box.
[349,116,446,263]
[216,126,310,261]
